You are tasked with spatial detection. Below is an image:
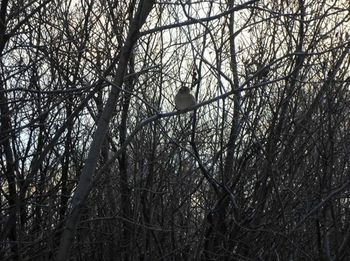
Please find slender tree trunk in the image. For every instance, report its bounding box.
[119,54,135,261]
[203,1,241,259]
[55,1,155,260]
[59,102,73,223]
[0,81,18,260]
[0,1,18,258]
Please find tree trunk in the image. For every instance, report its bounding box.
[55,1,155,260]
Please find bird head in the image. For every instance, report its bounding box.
[178,86,190,93]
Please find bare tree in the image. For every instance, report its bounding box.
[1,0,350,260]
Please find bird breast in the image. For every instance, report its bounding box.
[175,92,196,110]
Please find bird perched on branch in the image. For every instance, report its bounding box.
[175,86,196,110]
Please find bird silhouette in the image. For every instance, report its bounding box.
[175,86,196,110]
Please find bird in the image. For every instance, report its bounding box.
[175,86,196,110]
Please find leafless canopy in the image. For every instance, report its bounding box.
[1,0,350,260]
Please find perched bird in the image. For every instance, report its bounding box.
[175,86,196,110]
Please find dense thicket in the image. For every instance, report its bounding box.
[1,0,350,260]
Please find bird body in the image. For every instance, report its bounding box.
[175,87,196,110]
